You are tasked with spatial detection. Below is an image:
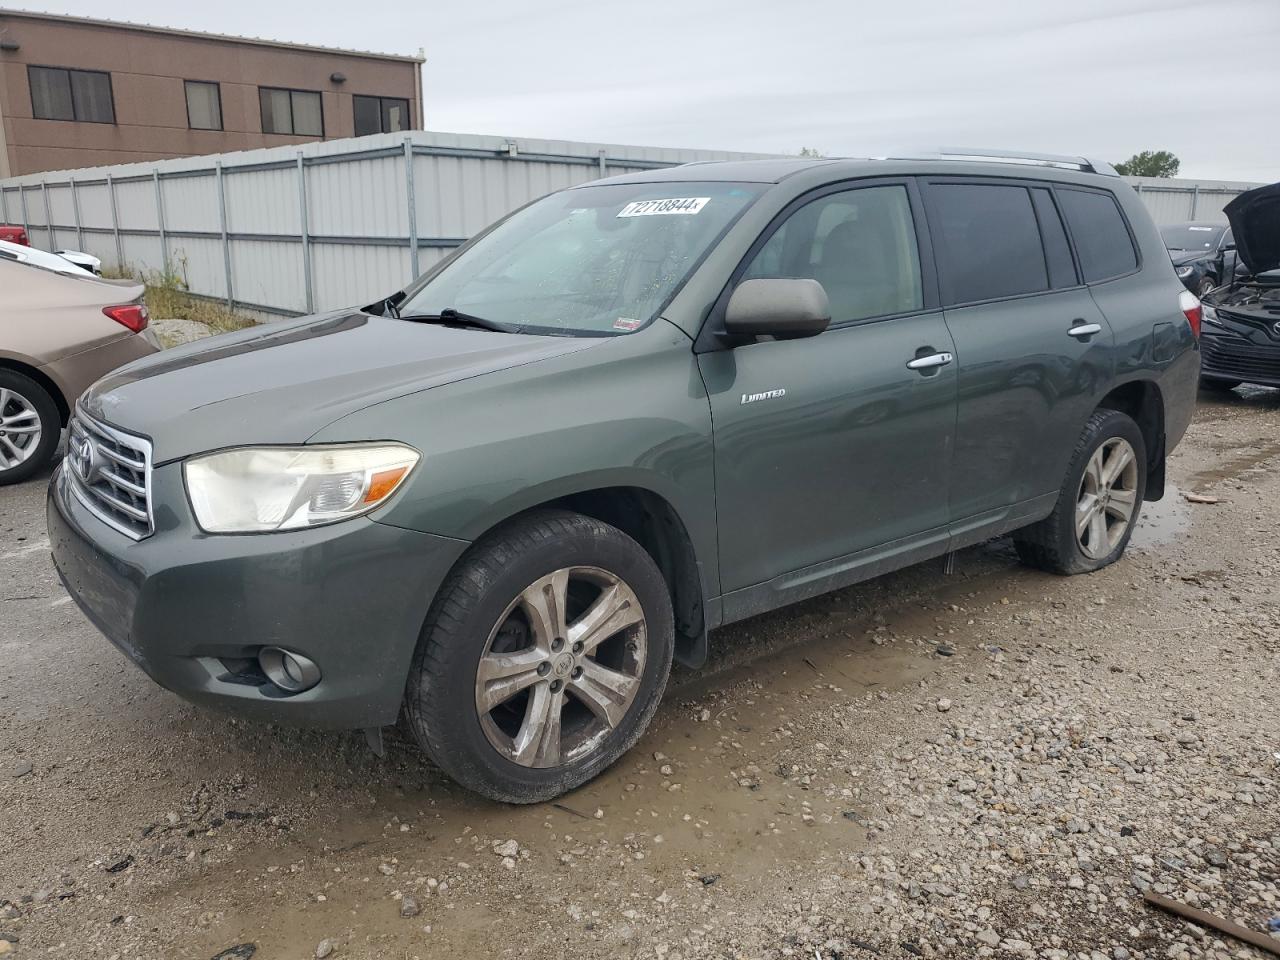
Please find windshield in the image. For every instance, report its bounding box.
[1161,224,1223,252]
[397,181,765,336]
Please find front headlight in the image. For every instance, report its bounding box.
[1175,265,1194,279]
[1201,304,1222,328]
[184,444,420,533]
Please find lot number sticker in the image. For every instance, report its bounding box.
[617,197,710,218]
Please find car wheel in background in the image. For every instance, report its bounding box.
[1013,409,1147,576]
[1196,277,1216,298]
[1199,377,1241,392]
[405,510,674,803]
[0,371,61,485]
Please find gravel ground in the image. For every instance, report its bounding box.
[1,385,1278,960]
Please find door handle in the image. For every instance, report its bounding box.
[906,351,953,371]
[1067,322,1102,340]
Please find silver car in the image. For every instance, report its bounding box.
[0,257,159,484]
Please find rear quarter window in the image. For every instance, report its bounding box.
[1056,188,1139,282]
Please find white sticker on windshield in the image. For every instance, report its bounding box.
[1188,226,1214,232]
[617,197,710,218]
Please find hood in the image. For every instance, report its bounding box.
[1225,181,1280,276]
[83,311,599,463]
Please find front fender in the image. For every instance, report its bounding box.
[311,321,722,598]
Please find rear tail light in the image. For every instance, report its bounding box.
[1178,289,1201,338]
[103,303,149,334]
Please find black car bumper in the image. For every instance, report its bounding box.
[48,462,469,729]
[1200,331,1280,388]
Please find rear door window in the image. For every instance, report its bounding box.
[927,183,1048,304]
[1056,188,1139,282]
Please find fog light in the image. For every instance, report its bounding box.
[258,646,321,693]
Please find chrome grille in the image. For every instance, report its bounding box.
[1218,307,1280,340]
[66,412,154,540]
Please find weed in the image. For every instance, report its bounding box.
[102,254,257,335]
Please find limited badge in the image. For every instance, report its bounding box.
[617,197,710,218]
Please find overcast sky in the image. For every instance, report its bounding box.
[18,0,1280,182]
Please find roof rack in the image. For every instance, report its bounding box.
[883,147,1118,177]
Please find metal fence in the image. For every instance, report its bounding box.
[1125,176,1258,226]
[0,138,1261,319]
[0,131,765,319]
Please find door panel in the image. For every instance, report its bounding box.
[921,178,1116,523]
[944,289,1112,521]
[700,314,956,593]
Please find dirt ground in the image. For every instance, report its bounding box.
[2,386,1278,960]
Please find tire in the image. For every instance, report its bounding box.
[1196,276,1216,298]
[0,370,61,486]
[405,510,674,803]
[1013,409,1147,576]
[1199,377,1241,392]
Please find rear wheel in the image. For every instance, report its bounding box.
[0,371,60,486]
[1014,409,1146,575]
[405,510,674,803]
[1196,276,1216,298]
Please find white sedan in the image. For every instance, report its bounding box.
[0,239,102,276]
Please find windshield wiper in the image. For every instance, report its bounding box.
[398,307,512,333]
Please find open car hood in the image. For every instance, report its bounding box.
[1225,181,1280,276]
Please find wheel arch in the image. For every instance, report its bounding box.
[458,484,710,670]
[1096,378,1165,500]
[0,357,70,425]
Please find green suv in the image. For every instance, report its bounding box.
[48,152,1200,802]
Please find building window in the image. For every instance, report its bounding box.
[259,87,323,137]
[353,95,410,136]
[29,66,115,123]
[185,81,223,131]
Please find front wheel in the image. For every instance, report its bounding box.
[1013,409,1147,575]
[1196,276,1216,298]
[405,511,674,803]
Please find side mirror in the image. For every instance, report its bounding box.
[1221,242,1236,253]
[723,278,831,340]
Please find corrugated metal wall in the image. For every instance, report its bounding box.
[0,131,766,317]
[1124,176,1258,226]
[0,135,1262,318]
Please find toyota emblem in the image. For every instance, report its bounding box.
[1273,321,1280,337]
[70,434,96,483]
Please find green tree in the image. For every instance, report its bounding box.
[1114,150,1180,178]
[797,147,824,158]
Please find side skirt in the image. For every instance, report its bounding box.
[714,492,1058,628]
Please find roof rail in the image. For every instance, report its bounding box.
[883,147,1118,177]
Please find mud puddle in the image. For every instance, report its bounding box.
[1129,483,1192,550]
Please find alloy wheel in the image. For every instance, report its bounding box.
[0,387,43,470]
[475,566,647,768]
[1075,437,1139,560]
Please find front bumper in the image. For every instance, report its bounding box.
[48,461,469,729]
[1200,330,1280,388]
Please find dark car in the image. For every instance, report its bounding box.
[1162,221,1242,297]
[48,151,1201,802]
[1198,182,1280,391]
